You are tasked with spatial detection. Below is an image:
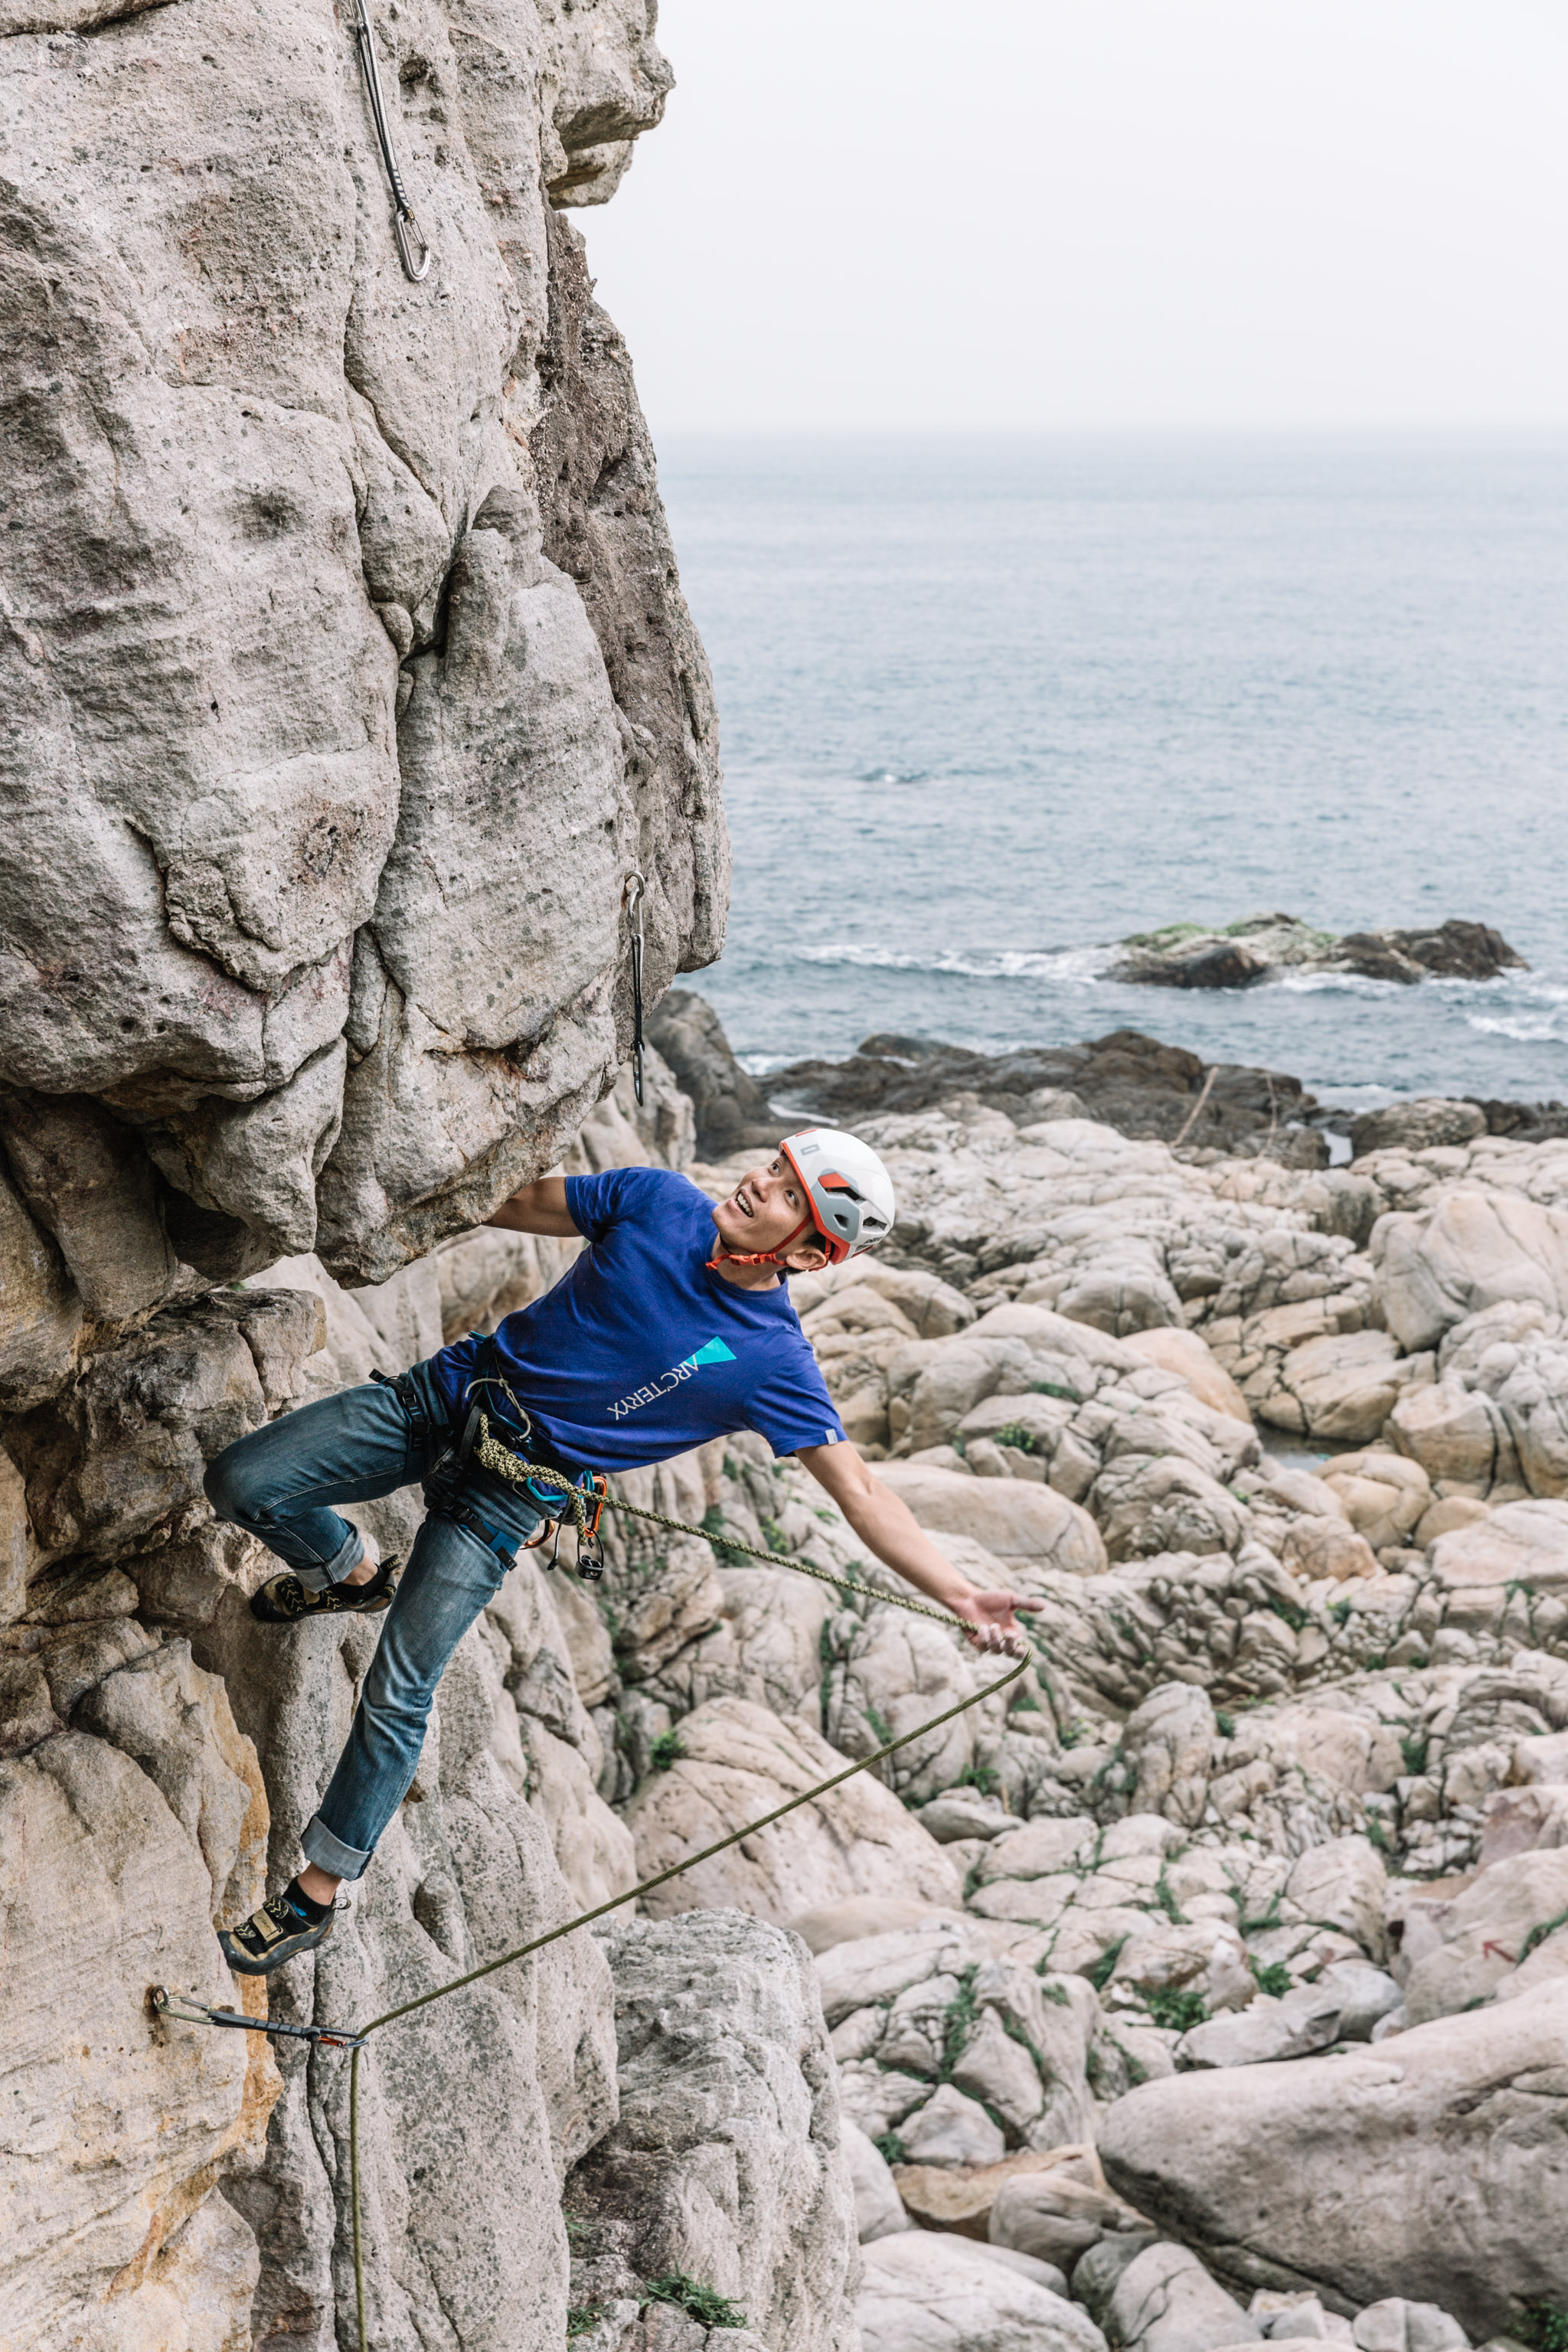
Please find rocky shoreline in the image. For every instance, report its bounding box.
[650,988,1568,1165]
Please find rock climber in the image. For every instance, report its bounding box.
[204,1129,1038,1975]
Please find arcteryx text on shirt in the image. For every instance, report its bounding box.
[428,1168,845,1475]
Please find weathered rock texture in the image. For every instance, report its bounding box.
[0,0,724,1324]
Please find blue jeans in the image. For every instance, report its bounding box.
[204,1362,543,1880]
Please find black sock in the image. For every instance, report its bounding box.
[285,1876,332,1924]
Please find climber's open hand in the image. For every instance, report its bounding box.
[951,1589,1038,1659]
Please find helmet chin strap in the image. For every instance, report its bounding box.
[707,1213,816,1271]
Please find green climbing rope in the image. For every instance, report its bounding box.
[310,1449,1024,2352]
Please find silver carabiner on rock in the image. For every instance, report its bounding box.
[351,0,433,285]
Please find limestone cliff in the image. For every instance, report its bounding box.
[0,6,749,2346]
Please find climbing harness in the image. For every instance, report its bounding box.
[351,0,432,283]
[150,1988,367,2052]
[155,1474,1030,2352]
[626,871,647,1106]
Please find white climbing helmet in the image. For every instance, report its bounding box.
[780,1128,897,1265]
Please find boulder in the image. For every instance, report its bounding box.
[1349,1102,1486,1158]
[1428,1501,1568,1596]
[1098,1981,1568,2337]
[1123,1685,1218,1828]
[1272,1334,1428,1446]
[1400,1848,1568,2022]
[1318,1455,1432,1552]
[842,2119,913,2243]
[1176,1967,1401,2069]
[1107,2242,1261,2352]
[900,2084,1008,2168]
[858,2229,1109,2352]
[1387,1383,1516,1492]
[1478,1784,1568,1867]
[1373,1193,1568,1354]
[1280,1517,1379,1583]
[623,1697,962,1923]
[989,2171,1142,2268]
[1123,1328,1253,1423]
[874,1462,1108,1576]
[1350,2301,1469,2352]
[791,1899,975,1956]
[645,991,783,1159]
[567,1913,858,2352]
[1285,1841,1388,1961]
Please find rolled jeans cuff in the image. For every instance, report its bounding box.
[301,1810,372,1881]
[292,1521,364,1595]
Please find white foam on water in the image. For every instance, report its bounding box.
[792,941,1114,985]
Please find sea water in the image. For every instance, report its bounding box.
[655,434,1567,1111]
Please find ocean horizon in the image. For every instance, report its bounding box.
[655,430,1568,1112]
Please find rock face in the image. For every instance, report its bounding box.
[566,1913,860,2351]
[0,0,724,1310]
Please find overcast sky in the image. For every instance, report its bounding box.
[579,0,1568,433]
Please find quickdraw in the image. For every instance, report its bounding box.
[625,870,647,1106]
[351,0,432,283]
[151,1987,367,2051]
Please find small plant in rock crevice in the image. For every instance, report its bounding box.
[1214,1710,1236,1739]
[939,1965,983,2076]
[642,2275,749,2329]
[990,1423,1042,1456]
[1400,1733,1430,1776]
[1517,2305,1568,2352]
[1519,1906,1568,1965]
[1250,1958,1293,1998]
[1086,1937,1129,1994]
[873,2132,906,2167]
[1142,1984,1208,2034]
[1153,1872,1184,1925]
[566,2304,607,2339]
[648,1729,686,1772]
[701,1504,748,1566]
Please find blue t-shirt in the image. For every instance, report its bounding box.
[428,1168,847,1474]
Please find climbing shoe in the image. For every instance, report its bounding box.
[219,1882,335,1976]
[250,1556,399,1624]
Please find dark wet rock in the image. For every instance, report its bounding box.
[646,991,788,1159]
[771,1028,1325,1160]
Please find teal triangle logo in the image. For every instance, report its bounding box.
[689,1337,736,1367]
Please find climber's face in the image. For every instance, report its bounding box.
[710,1155,829,1271]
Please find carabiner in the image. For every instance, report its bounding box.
[394,206,432,285]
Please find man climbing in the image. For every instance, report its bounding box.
[205,1128,1037,1975]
